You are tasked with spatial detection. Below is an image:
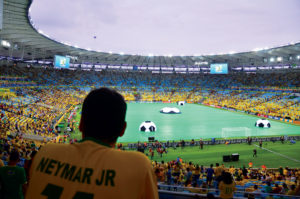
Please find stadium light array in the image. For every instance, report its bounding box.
[252,48,263,52]
[195,61,208,65]
[297,55,300,60]
[269,57,275,62]
[277,57,283,62]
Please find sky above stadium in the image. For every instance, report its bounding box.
[30,0,300,56]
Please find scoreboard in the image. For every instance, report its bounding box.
[210,63,228,74]
[54,55,70,68]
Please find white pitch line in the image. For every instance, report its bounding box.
[254,144,300,163]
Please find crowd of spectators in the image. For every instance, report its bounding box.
[1,87,83,137]
[153,159,300,197]
[1,65,299,89]
[0,64,300,198]
[1,132,300,198]
[0,65,300,143]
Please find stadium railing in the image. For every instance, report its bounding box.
[158,184,300,199]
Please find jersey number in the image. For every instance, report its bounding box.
[42,183,94,199]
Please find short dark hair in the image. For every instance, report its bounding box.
[81,88,127,141]
[9,150,20,162]
[222,172,233,184]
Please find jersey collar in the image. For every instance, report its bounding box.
[80,137,112,148]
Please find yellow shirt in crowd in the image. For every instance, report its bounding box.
[219,181,236,199]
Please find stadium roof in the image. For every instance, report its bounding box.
[0,0,300,69]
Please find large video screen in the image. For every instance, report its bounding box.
[210,63,228,74]
[54,55,70,68]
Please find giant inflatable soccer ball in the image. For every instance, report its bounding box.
[160,107,181,114]
[177,101,185,106]
[255,119,271,128]
[139,121,157,132]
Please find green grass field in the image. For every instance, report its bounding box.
[147,141,300,168]
[60,103,300,168]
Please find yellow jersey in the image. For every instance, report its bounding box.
[26,138,158,199]
[215,166,223,177]
[219,181,236,199]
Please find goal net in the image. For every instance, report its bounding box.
[221,127,252,138]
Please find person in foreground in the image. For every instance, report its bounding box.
[0,150,27,199]
[26,88,158,199]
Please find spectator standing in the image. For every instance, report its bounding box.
[0,150,27,199]
[206,164,214,187]
[215,163,224,184]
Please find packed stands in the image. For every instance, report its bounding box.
[0,65,300,198]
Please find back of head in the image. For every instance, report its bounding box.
[9,150,20,162]
[222,172,233,184]
[81,88,127,142]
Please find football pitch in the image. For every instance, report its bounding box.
[70,103,300,142]
[66,103,300,168]
[150,141,300,168]
[119,103,300,142]
[149,142,300,168]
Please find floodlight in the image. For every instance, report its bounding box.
[277,57,282,62]
[269,57,275,62]
[252,48,262,52]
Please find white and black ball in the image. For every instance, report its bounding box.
[177,101,185,106]
[255,119,271,128]
[160,107,181,114]
[139,121,157,132]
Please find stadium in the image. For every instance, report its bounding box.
[0,0,300,198]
